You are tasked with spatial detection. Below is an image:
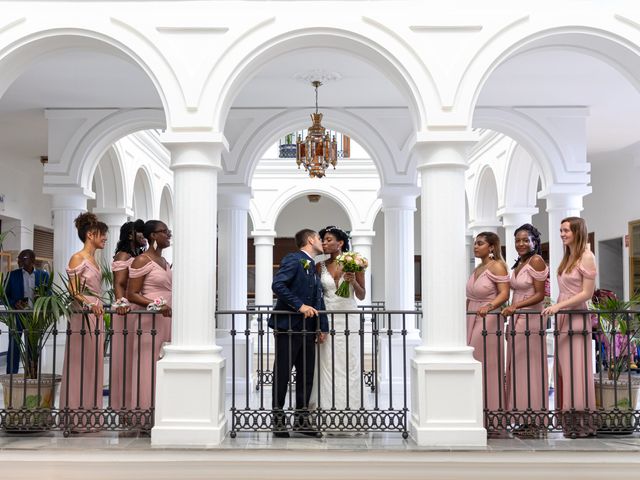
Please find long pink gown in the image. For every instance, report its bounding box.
[467,269,510,413]
[555,260,596,422]
[109,257,135,411]
[505,263,549,414]
[128,259,172,410]
[60,260,105,412]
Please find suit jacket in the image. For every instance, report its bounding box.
[268,251,328,332]
[4,268,49,308]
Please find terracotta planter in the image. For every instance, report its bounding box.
[0,373,61,431]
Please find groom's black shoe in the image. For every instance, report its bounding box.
[273,431,290,438]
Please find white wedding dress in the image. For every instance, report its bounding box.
[310,262,367,413]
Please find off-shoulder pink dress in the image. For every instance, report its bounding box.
[128,258,172,410]
[555,260,596,413]
[467,269,510,412]
[60,259,105,412]
[505,263,549,413]
[110,257,135,411]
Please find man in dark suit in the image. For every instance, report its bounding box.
[3,249,49,374]
[269,229,328,438]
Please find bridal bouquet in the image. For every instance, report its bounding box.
[334,251,369,298]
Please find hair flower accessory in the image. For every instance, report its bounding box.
[147,297,167,311]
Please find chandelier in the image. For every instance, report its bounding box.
[296,81,337,178]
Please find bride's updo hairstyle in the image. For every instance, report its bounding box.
[74,212,108,243]
[319,225,350,252]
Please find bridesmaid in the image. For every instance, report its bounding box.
[501,224,548,430]
[126,220,172,412]
[110,219,146,413]
[61,213,108,426]
[467,232,510,415]
[542,217,597,438]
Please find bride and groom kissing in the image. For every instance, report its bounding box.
[268,227,366,438]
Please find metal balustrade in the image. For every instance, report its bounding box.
[219,308,416,437]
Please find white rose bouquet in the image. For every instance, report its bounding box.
[334,251,369,298]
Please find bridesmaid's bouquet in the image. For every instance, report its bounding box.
[334,251,369,298]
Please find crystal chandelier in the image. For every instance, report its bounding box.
[296,81,337,178]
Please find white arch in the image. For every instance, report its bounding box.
[503,142,541,211]
[159,185,174,229]
[228,108,412,186]
[471,165,499,224]
[208,27,430,132]
[461,25,640,124]
[92,146,126,210]
[132,167,154,221]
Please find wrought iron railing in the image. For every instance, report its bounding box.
[0,308,163,436]
[219,308,416,437]
[471,308,640,437]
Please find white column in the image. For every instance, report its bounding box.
[217,185,252,393]
[43,189,90,374]
[152,133,227,446]
[410,135,486,447]
[251,231,276,308]
[540,191,586,299]
[349,231,375,307]
[467,220,501,267]
[379,186,420,393]
[92,207,133,266]
[499,209,537,269]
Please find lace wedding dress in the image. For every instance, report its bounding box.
[310,262,367,413]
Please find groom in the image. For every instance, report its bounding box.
[268,229,328,438]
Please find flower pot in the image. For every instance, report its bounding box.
[594,375,640,433]
[0,373,61,431]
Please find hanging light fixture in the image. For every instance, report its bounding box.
[296,81,337,178]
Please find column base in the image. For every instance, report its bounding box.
[151,345,227,447]
[409,346,486,447]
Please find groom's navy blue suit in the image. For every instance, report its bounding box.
[269,251,328,428]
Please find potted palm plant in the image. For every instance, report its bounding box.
[0,272,83,430]
[591,290,640,432]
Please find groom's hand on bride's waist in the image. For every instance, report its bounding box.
[298,304,318,318]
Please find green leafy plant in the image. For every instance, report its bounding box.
[0,272,95,379]
[0,229,15,252]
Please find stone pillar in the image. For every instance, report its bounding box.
[499,209,537,270]
[349,231,375,307]
[217,185,252,393]
[152,133,227,446]
[379,186,421,393]
[540,191,586,298]
[251,231,276,308]
[43,189,91,374]
[92,207,133,266]
[410,134,486,447]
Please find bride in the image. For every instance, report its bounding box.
[310,226,368,417]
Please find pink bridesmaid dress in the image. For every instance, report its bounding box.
[505,263,549,414]
[467,269,510,413]
[555,260,597,418]
[128,259,172,410]
[60,260,105,413]
[109,257,135,411]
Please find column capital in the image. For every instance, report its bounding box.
[47,188,93,210]
[539,186,590,212]
[413,131,479,170]
[498,207,538,226]
[92,207,134,218]
[467,219,502,231]
[378,185,420,209]
[349,231,375,246]
[218,184,252,210]
[251,231,276,245]
[161,131,228,171]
